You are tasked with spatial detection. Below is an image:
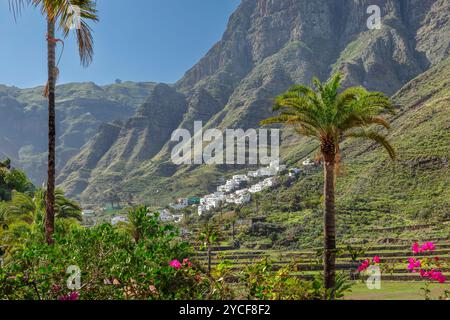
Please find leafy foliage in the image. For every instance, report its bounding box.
[0,159,33,201]
[1,163,82,256]
[241,258,325,300]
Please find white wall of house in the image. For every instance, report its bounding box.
[111,216,127,225]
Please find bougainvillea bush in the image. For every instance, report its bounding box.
[357,241,449,299]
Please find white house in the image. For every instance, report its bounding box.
[225,179,238,193]
[269,159,279,167]
[159,209,173,222]
[235,193,251,205]
[198,205,207,215]
[172,215,183,223]
[263,177,275,187]
[217,185,227,192]
[82,209,95,217]
[267,160,285,173]
[111,216,127,226]
[225,194,237,204]
[232,175,248,182]
[207,197,221,208]
[214,192,226,200]
[247,171,259,178]
[170,198,189,210]
[258,167,275,177]
[249,183,264,193]
[303,158,316,166]
[235,188,249,196]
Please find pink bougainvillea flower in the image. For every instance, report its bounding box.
[419,270,428,277]
[419,269,446,283]
[412,242,421,254]
[413,241,436,254]
[58,291,79,301]
[169,259,182,269]
[422,242,435,252]
[357,259,371,272]
[373,256,380,263]
[429,270,445,283]
[407,258,421,271]
[437,274,446,283]
[182,258,193,267]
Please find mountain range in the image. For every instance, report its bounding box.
[0,81,156,184]
[1,0,448,212]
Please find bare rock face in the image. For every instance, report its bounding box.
[56,122,122,197]
[416,0,450,64]
[118,83,188,163]
[55,0,450,203]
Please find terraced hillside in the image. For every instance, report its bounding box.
[195,239,450,283]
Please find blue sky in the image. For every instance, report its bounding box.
[0,0,240,88]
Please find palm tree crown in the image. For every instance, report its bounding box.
[261,73,396,161]
[10,0,98,66]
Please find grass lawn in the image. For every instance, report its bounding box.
[347,281,450,300]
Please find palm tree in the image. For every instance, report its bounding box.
[0,189,82,254]
[261,73,396,298]
[10,0,98,244]
[126,206,149,243]
[198,223,219,274]
[252,193,261,214]
[1,189,82,226]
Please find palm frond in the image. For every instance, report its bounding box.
[75,20,95,66]
[56,0,98,66]
[339,115,391,131]
[335,86,368,110]
[346,129,397,160]
[8,0,27,20]
[21,0,98,66]
[2,191,36,224]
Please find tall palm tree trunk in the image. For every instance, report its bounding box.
[45,18,56,245]
[323,150,336,299]
[207,244,212,275]
[232,222,235,242]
